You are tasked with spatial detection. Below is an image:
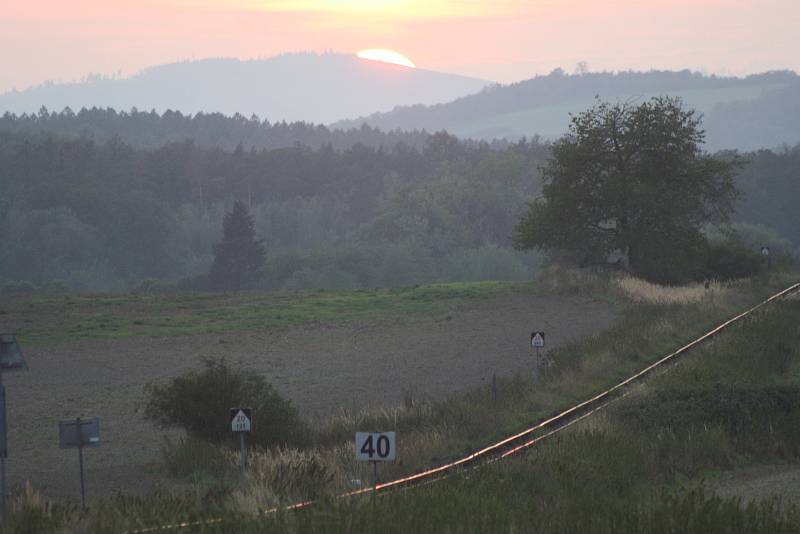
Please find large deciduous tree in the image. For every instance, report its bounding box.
[514,97,739,283]
[209,200,266,291]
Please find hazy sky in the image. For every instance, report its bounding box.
[2,0,798,93]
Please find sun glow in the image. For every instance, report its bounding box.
[356,49,416,68]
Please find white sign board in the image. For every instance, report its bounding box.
[355,432,396,461]
[530,331,545,348]
[761,246,770,256]
[230,408,252,433]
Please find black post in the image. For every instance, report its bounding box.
[372,460,378,489]
[0,369,5,518]
[77,417,86,508]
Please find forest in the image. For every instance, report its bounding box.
[0,107,432,151]
[0,115,797,293]
[0,129,547,292]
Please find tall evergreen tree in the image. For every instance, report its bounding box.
[209,201,265,291]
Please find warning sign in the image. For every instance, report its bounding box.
[230,408,252,433]
[530,331,545,348]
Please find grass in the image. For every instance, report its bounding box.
[8,280,536,345]
[3,269,800,532]
[150,274,799,485]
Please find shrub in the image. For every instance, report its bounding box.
[0,280,38,296]
[39,279,68,294]
[145,359,309,449]
[704,238,762,281]
[133,278,177,294]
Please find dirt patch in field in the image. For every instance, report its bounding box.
[3,294,616,502]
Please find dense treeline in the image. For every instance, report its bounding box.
[1,123,796,294]
[0,130,547,292]
[733,145,800,248]
[0,107,432,151]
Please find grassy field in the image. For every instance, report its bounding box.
[4,280,535,345]
[3,271,800,533]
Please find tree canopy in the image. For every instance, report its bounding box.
[514,97,740,283]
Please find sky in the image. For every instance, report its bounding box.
[1,0,798,93]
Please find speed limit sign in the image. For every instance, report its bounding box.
[355,432,396,461]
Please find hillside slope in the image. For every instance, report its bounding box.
[0,53,491,124]
[334,70,800,151]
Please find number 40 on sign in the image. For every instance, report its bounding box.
[355,432,396,461]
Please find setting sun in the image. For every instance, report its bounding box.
[356,49,416,68]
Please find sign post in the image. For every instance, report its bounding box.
[530,331,546,371]
[230,408,252,477]
[0,334,28,517]
[355,431,396,488]
[59,417,100,508]
[761,246,771,272]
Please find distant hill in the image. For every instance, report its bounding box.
[333,70,800,152]
[0,53,491,124]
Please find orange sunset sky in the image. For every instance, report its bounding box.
[1,0,798,93]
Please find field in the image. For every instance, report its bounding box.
[4,271,800,533]
[1,281,616,502]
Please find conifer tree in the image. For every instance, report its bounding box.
[209,201,265,291]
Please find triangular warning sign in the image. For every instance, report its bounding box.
[530,332,545,348]
[230,408,252,432]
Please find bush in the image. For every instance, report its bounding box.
[0,280,38,296]
[704,238,762,280]
[133,278,178,294]
[39,279,68,294]
[145,359,309,449]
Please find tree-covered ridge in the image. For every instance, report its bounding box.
[0,107,432,151]
[0,53,490,125]
[0,130,548,292]
[334,69,800,151]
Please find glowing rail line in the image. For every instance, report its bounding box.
[129,281,800,533]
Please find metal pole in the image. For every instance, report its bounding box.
[1,456,5,518]
[77,417,86,508]
[239,432,245,478]
[0,369,5,518]
[373,460,378,489]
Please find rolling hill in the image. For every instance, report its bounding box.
[0,53,491,124]
[333,69,800,152]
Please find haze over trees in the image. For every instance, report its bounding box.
[0,97,797,294]
[0,53,490,124]
[335,69,800,152]
[0,107,432,152]
[0,130,547,292]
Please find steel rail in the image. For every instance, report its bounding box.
[129,281,800,533]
